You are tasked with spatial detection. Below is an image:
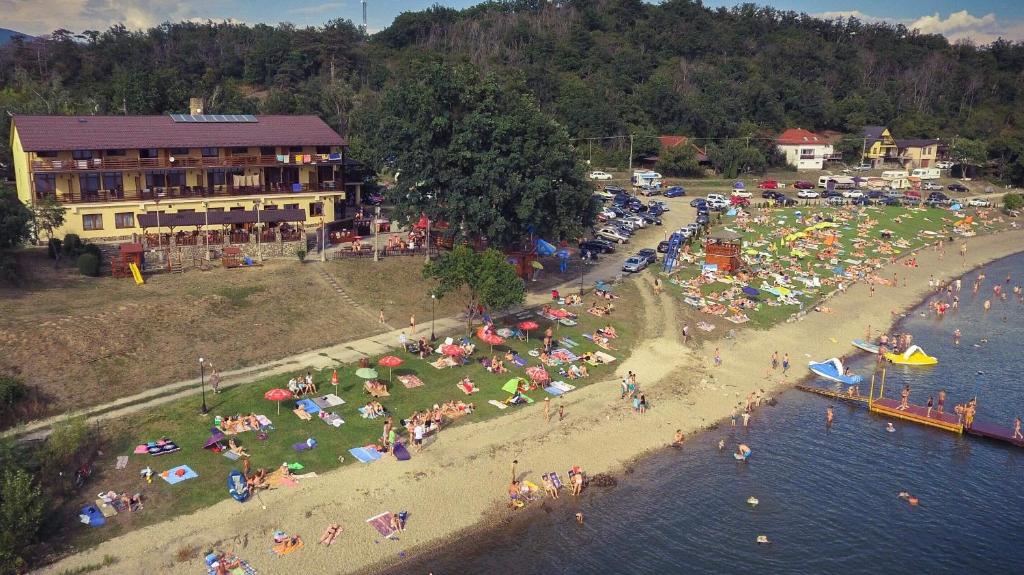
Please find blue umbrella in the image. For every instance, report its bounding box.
[742,286,760,297]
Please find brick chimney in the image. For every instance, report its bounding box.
[189,98,204,115]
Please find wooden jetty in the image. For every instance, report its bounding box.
[797,369,1022,448]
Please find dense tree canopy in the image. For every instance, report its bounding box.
[424,245,525,331]
[2,0,1024,183]
[362,63,595,248]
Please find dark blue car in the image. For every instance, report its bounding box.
[664,186,686,198]
[690,198,707,208]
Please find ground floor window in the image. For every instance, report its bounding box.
[115,212,134,228]
[35,174,56,195]
[284,203,299,210]
[83,214,103,230]
[79,173,100,193]
[309,202,324,217]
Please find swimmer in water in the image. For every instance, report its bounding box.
[736,444,751,460]
[953,329,961,344]
[886,422,896,433]
[673,429,685,446]
[718,439,725,451]
[826,406,834,428]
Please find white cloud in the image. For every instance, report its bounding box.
[813,8,1024,44]
[0,0,240,35]
[288,2,345,16]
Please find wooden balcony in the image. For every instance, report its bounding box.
[36,181,344,205]
[30,154,343,172]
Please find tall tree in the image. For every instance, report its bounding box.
[0,187,32,249]
[365,63,595,248]
[423,245,525,331]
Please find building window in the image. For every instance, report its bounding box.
[82,214,103,231]
[79,173,100,193]
[169,147,189,156]
[288,146,303,153]
[176,209,195,214]
[201,147,219,157]
[284,203,299,210]
[263,204,278,210]
[230,147,249,155]
[167,171,185,187]
[260,146,276,155]
[36,150,58,158]
[799,149,816,159]
[229,206,243,211]
[114,212,134,228]
[102,172,123,190]
[35,174,57,194]
[315,146,330,154]
[146,173,167,188]
[208,207,225,212]
[209,169,227,186]
[72,150,93,160]
[139,148,159,159]
[104,149,126,156]
[309,202,324,217]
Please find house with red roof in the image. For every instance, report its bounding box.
[639,135,709,169]
[775,128,834,170]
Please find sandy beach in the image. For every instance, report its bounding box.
[37,227,1024,575]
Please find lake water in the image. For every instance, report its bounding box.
[401,252,1024,574]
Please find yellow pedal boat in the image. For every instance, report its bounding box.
[884,344,938,366]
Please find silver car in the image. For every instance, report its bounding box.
[622,256,648,273]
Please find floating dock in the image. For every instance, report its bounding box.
[869,398,963,433]
[795,384,869,406]
[966,420,1024,447]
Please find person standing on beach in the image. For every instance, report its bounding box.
[682,323,690,344]
[899,384,911,410]
[782,353,790,376]
[742,411,750,427]
[379,307,385,324]
[409,314,416,335]
[955,278,962,293]
[559,404,565,421]
[511,460,518,483]
[714,348,722,367]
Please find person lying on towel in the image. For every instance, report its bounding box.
[597,324,618,338]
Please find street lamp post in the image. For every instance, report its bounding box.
[579,254,586,296]
[199,357,209,415]
[430,293,436,342]
[320,215,326,262]
[373,205,381,262]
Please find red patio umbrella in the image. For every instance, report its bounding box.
[549,309,569,318]
[518,320,539,341]
[441,344,465,357]
[476,326,505,352]
[331,369,339,393]
[264,388,294,414]
[378,355,404,381]
[525,366,550,384]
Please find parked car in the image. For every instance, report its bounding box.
[731,188,752,198]
[589,171,613,180]
[696,213,710,226]
[639,185,662,197]
[841,189,864,198]
[796,189,820,199]
[580,239,615,254]
[604,185,627,194]
[854,163,873,171]
[706,197,729,210]
[852,197,873,206]
[597,227,630,243]
[793,180,814,189]
[822,190,842,199]
[921,182,943,191]
[657,240,671,253]
[825,196,845,206]
[622,256,648,273]
[968,198,992,207]
[936,161,954,169]
[637,212,663,226]
[757,180,779,190]
[903,191,922,205]
[621,214,646,228]
[690,198,707,208]
[947,183,970,193]
[649,200,670,212]
[730,196,751,207]
[598,208,618,220]
[926,192,951,206]
[637,248,658,265]
[664,186,686,198]
[879,196,902,206]
[775,196,798,207]
[761,190,781,199]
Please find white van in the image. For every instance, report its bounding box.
[817,175,837,188]
[881,170,909,180]
[911,168,941,180]
[886,177,911,190]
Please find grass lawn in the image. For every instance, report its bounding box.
[657,204,958,330]
[59,283,642,551]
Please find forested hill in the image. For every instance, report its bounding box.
[2,0,1024,179]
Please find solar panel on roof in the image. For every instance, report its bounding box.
[169,114,258,123]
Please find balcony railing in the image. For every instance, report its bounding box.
[36,182,345,204]
[31,154,343,172]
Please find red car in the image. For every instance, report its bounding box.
[730,196,750,207]
[793,180,814,189]
[757,180,779,189]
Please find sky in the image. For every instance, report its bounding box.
[2,0,1023,44]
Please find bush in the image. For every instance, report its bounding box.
[76,253,100,277]
[83,243,102,262]
[0,377,27,415]
[0,254,18,286]
[0,467,45,574]
[47,238,62,259]
[296,247,307,262]
[1005,192,1024,212]
[61,234,81,257]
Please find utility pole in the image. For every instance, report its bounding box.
[628,134,633,178]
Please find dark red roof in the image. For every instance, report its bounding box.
[776,128,826,146]
[13,115,345,152]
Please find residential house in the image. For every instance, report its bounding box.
[895,139,941,169]
[775,128,835,170]
[639,135,709,170]
[10,105,360,243]
[861,126,899,168]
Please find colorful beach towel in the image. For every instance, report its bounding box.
[488,400,508,410]
[320,412,344,427]
[393,443,411,461]
[207,559,258,575]
[543,385,565,396]
[348,447,382,463]
[397,375,425,389]
[223,450,241,461]
[311,394,345,410]
[160,465,198,485]
[366,512,397,539]
[271,539,304,556]
[115,455,129,470]
[79,505,106,527]
[138,440,180,456]
[295,398,321,415]
[559,337,579,348]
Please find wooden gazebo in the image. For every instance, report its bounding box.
[705,231,743,274]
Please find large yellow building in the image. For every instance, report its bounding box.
[861,126,898,168]
[9,111,360,242]
[895,139,940,169]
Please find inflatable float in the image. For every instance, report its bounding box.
[228,469,249,503]
[851,339,880,354]
[808,358,864,385]
[884,344,938,366]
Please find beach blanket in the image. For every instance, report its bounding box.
[271,540,304,556]
[559,337,580,348]
[696,321,715,332]
[265,469,297,488]
[207,559,258,575]
[320,412,344,427]
[551,348,579,362]
[79,505,106,527]
[295,398,321,415]
[160,465,198,485]
[115,455,129,470]
[549,472,564,489]
[366,513,397,539]
[457,381,479,395]
[293,440,316,452]
[511,355,528,367]
[551,381,576,393]
[93,499,117,518]
[256,415,273,428]
[560,319,578,327]
[393,443,411,461]
[488,400,508,410]
[544,385,565,396]
[358,406,382,419]
[348,447,382,463]
[397,375,425,389]
[138,440,180,456]
[585,351,616,366]
[311,394,345,410]
[223,450,241,461]
[364,382,391,397]
[292,408,313,421]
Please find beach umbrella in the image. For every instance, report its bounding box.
[496,328,514,338]
[549,309,569,319]
[518,320,539,341]
[204,428,226,449]
[331,369,339,394]
[441,344,465,357]
[378,356,404,381]
[742,286,760,298]
[531,260,544,270]
[477,327,505,352]
[502,378,524,394]
[264,388,293,414]
[525,366,550,384]
[355,367,379,380]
